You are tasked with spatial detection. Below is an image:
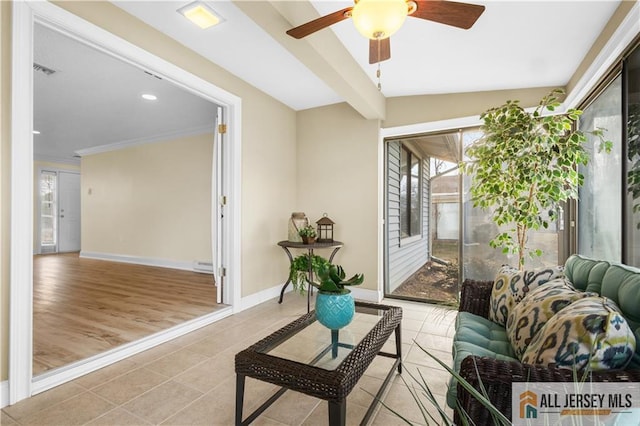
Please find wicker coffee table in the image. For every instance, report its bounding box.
[235,301,402,426]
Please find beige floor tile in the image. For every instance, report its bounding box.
[74,359,139,390]
[184,334,232,358]
[395,363,452,398]
[261,390,321,425]
[241,377,281,412]
[86,407,151,425]
[1,410,19,425]
[401,318,425,332]
[413,332,453,352]
[173,351,235,393]
[122,380,203,424]
[126,341,183,367]
[301,401,368,426]
[92,367,168,405]
[2,381,86,421]
[380,382,433,425]
[252,416,289,425]
[371,409,426,426]
[145,347,209,378]
[161,384,236,426]
[400,309,429,321]
[404,346,452,371]
[19,392,114,426]
[347,375,384,408]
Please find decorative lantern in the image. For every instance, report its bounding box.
[316,213,335,243]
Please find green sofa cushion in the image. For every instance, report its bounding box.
[564,254,610,293]
[447,312,518,409]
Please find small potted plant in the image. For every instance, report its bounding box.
[299,225,317,244]
[310,263,364,330]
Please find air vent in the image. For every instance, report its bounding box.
[33,62,57,76]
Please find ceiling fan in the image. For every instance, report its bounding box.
[286,0,485,64]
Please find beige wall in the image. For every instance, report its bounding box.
[383,86,560,129]
[32,161,81,251]
[81,135,213,263]
[1,0,10,382]
[296,103,380,291]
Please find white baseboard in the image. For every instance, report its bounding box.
[239,282,291,311]
[31,307,232,396]
[79,251,203,272]
[1,380,8,408]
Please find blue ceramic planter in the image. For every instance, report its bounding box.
[315,290,355,330]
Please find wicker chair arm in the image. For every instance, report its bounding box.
[458,279,493,319]
[455,355,640,423]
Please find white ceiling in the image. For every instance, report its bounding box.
[34,0,623,162]
[114,0,621,107]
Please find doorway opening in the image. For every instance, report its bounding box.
[11,1,242,404]
[384,131,461,305]
[37,169,81,254]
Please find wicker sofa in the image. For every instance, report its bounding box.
[448,254,640,424]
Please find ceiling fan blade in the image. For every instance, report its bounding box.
[369,38,391,64]
[412,1,485,29]
[286,7,353,39]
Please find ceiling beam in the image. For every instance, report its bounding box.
[233,0,385,120]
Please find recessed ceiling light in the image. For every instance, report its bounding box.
[178,1,223,29]
[141,94,157,101]
[33,130,40,134]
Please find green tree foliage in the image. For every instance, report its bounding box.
[463,89,612,269]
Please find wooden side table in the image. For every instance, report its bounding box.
[277,240,343,312]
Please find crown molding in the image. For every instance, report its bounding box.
[74,124,214,157]
[34,153,81,166]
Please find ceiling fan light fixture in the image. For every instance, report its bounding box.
[352,0,408,40]
[178,1,222,30]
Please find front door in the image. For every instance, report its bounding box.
[58,171,81,252]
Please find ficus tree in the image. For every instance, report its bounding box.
[463,89,612,269]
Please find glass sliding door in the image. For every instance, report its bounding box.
[577,76,623,262]
[625,44,640,266]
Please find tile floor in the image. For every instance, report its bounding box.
[1,296,457,425]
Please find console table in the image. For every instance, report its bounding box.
[277,240,343,312]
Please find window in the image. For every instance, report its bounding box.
[625,44,640,266]
[400,145,421,238]
[40,170,57,248]
[577,76,623,262]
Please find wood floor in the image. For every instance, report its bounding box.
[33,253,223,375]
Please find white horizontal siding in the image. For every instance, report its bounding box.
[386,141,430,293]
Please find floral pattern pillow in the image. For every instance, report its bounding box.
[521,296,636,371]
[506,278,596,359]
[489,265,565,326]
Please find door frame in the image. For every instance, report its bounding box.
[10,1,242,404]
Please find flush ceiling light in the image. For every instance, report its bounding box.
[33,130,41,134]
[178,1,222,29]
[141,94,157,101]
[351,0,411,40]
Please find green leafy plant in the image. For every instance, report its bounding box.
[463,88,612,269]
[309,263,364,294]
[298,225,317,238]
[289,254,330,291]
[290,255,363,295]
